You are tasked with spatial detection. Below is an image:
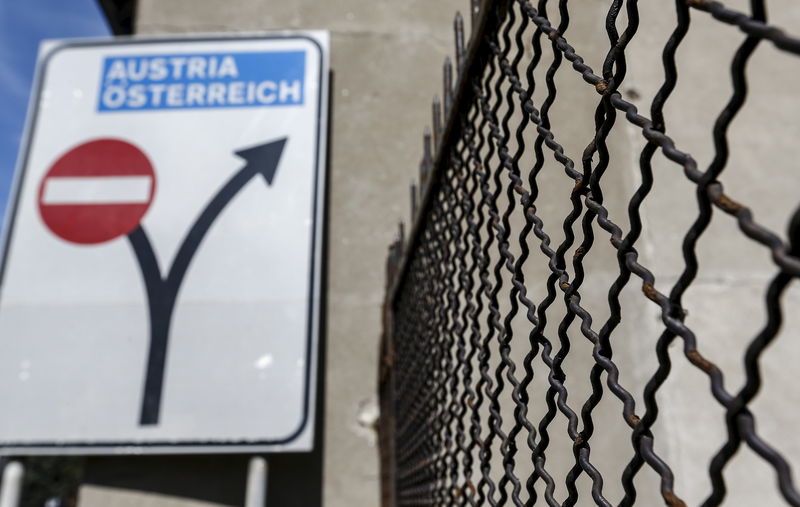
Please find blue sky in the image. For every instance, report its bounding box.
[0,0,110,222]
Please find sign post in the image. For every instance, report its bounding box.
[0,33,328,454]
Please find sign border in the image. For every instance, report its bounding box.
[0,33,328,454]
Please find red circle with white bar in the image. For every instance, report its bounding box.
[38,139,156,245]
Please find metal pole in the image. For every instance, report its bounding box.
[0,461,24,507]
[244,456,268,507]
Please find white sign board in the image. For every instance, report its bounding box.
[0,33,328,454]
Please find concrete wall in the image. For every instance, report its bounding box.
[432,1,800,505]
[382,1,800,506]
[80,1,464,506]
[78,0,800,505]
[617,2,800,504]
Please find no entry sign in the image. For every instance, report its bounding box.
[38,139,156,244]
[0,34,328,453]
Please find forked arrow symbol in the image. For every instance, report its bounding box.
[127,137,287,426]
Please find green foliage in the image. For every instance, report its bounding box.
[21,457,84,507]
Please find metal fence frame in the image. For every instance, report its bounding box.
[379,0,800,505]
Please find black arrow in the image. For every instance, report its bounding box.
[128,137,287,426]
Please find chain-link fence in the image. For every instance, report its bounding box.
[379,0,800,505]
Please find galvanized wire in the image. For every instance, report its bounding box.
[379,0,800,505]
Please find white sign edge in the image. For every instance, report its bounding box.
[0,31,330,455]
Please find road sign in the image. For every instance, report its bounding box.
[38,139,157,244]
[0,34,328,453]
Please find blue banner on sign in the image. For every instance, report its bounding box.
[97,51,306,112]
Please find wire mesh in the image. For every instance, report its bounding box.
[379,0,800,505]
